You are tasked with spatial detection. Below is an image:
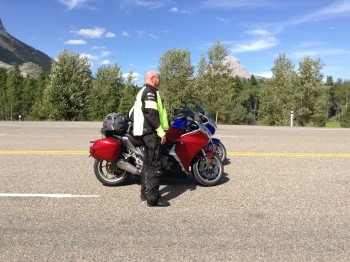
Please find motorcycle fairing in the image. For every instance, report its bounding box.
[211,138,221,145]
[174,130,209,172]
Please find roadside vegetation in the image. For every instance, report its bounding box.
[1,40,349,127]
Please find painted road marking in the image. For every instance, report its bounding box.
[0,193,99,198]
[0,150,88,155]
[0,150,350,157]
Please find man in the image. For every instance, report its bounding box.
[131,70,170,207]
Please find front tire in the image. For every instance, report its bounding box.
[93,159,130,186]
[216,142,227,163]
[192,154,223,186]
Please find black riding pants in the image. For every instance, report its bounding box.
[140,132,162,205]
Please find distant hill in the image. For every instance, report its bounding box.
[223,56,251,79]
[0,18,52,76]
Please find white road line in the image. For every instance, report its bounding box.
[0,193,99,198]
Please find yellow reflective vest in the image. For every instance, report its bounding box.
[130,85,169,137]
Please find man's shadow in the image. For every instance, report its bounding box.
[130,157,231,202]
[158,171,230,202]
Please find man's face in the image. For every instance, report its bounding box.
[151,74,160,88]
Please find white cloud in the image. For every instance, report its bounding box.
[122,72,142,85]
[201,0,275,9]
[101,51,111,57]
[64,39,87,45]
[100,60,110,65]
[122,31,131,37]
[91,46,105,50]
[105,32,116,38]
[217,17,231,24]
[58,0,86,9]
[80,53,99,60]
[120,0,166,10]
[70,27,106,39]
[135,30,145,37]
[231,36,278,52]
[149,33,158,39]
[253,71,272,78]
[247,29,271,36]
[292,49,349,59]
[169,6,190,14]
[169,7,178,12]
[272,1,350,33]
[123,72,140,80]
[57,0,96,10]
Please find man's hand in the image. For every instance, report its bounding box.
[160,136,166,145]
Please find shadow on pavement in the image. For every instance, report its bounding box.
[129,171,229,202]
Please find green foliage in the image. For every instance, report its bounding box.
[200,39,235,123]
[6,65,23,120]
[118,73,138,117]
[88,64,123,120]
[295,56,325,126]
[0,67,8,119]
[158,48,194,114]
[1,46,349,128]
[340,106,350,127]
[43,49,92,120]
[259,53,296,126]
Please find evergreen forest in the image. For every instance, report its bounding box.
[1,40,350,127]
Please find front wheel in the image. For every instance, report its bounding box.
[93,159,131,186]
[216,142,227,163]
[192,154,223,187]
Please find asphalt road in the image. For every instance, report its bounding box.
[0,122,349,261]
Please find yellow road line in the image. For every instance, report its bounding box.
[0,150,349,158]
[227,152,350,157]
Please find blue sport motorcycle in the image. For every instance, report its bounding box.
[172,105,227,163]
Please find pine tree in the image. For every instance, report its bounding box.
[0,68,8,120]
[6,65,23,121]
[340,104,350,127]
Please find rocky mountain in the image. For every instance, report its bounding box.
[223,55,251,79]
[0,18,52,76]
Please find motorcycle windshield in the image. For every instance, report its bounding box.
[195,104,209,116]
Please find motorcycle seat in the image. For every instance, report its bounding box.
[125,133,144,146]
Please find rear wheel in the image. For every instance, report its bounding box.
[93,159,130,186]
[192,154,223,186]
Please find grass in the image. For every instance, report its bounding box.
[326,121,341,128]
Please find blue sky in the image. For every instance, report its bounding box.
[1,0,350,85]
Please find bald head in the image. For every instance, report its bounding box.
[145,70,160,88]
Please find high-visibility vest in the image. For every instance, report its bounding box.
[130,87,168,137]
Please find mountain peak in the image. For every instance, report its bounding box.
[0,18,5,31]
[0,18,52,72]
[223,55,250,79]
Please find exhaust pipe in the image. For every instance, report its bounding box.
[117,159,141,176]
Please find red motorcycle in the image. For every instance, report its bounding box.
[89,107,224,187]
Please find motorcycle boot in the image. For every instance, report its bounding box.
[147,197,170,207]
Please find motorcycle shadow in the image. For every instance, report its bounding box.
[223,158,231,166]
[161,172,230,202]
[130,172,229,202]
